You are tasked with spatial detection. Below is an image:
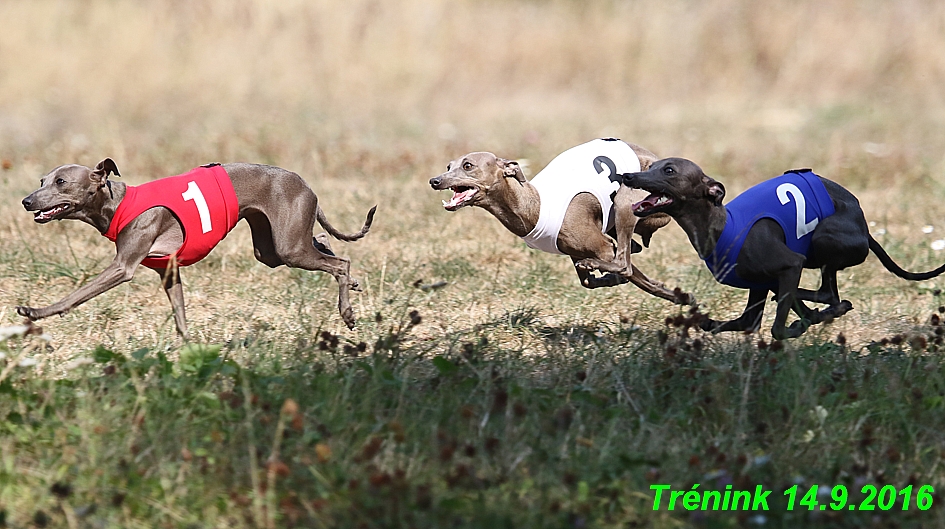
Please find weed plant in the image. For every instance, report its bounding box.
[1,306,943,527]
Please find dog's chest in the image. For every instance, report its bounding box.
[523,139,641,254]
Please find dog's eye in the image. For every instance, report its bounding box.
[55,178,65,185]
[663,166,675,175]
[462,162,473,171]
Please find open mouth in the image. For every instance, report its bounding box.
[632,193,674,215]
[33,203,71,223]
[442,186,478,211]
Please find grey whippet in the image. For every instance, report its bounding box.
[429,143,693,304]
[623,158,945,339]
[18,159,375,336]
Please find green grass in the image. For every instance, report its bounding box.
[1,306,943,528]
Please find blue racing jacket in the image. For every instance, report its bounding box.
[704,169,836,290]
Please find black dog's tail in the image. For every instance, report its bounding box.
[316,205,377,242]
[869,235,945,280]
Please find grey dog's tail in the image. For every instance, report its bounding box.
[869,235,945,280]
[316,205,377,241]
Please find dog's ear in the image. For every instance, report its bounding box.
[498,158,526,183]
[91,158,120,183]
[704,178,725,205]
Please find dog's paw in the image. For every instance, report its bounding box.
[789,319,811,333]
[835,300,853,315]
[699,318,718,332]
[341,307,356,330]
[574,259,597,272]
[815,300,853,324]
[774,319,810,340]
[16,306,42,321]
[349,278,363,292]
[673,288,696,306]
[582,273,626,289]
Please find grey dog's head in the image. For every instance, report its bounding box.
[429,152,525,211]
[21,158,120,223]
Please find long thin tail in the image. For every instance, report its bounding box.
[869,234,945,280]
[316,205,377,242]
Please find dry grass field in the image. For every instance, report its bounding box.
[1,1,945,527]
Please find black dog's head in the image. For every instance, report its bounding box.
[622,157,725,218]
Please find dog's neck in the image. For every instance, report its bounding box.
[75,181,128,234]
[673,203,729,259]
[479,179,541,237]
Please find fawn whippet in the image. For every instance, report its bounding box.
[430,139,692,304]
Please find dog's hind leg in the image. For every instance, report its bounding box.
[313,233,335,256]
[244,211,285,268]
[572,257,628,288]
[795,267,841,305]
[280,246,357,329]
[154,265,188,338]
[783,297,822,334]
[794,267,854,321]
[262,197,359,329]
[771,263,807,340]
[797,205,869,308]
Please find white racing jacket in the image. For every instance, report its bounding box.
[522,138,641,254]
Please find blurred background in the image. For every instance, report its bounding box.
[3,0,945,346]
[3,0,945,181]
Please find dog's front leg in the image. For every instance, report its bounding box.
[700,288,767,333]
[624,264,695,305]
[613,186,640,278]
[17,258,139,321]
[155,265,188,338]
[771,265,808,340]
[794,267,842,305]
[17,213,159,323]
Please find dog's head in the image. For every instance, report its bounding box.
[21,158,121,223]
[429,152,525,211]
[622,157,725,218]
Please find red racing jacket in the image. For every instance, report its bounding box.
[103,164,240,269]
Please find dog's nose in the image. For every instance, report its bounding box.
[21,196,33,209]
[429,176,442,188]
[621,173,638,186]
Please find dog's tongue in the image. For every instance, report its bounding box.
[443,188,477,210]
[34,204,68,221]
[632,193,670,213]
